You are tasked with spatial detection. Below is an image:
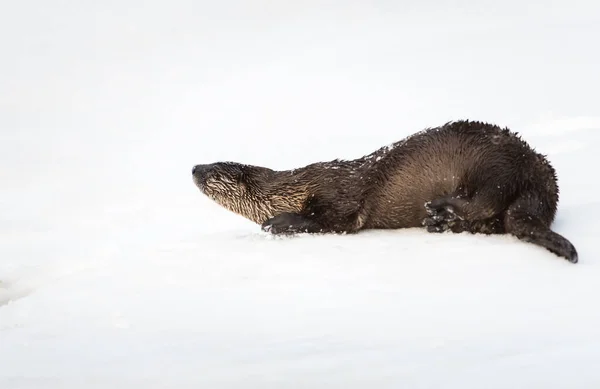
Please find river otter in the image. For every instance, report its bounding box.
[192,120,578,263]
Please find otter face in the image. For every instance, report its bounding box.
[192,162,273,224]
[192,162,247,201]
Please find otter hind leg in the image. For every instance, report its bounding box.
[423,203,461,232]
[423,208,503,235]
[424,185,511,222]
[423,193,505,234]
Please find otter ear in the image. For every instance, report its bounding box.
[237,175,248,191]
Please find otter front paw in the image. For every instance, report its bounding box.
[261,213,320,235]
[422,200,461,233]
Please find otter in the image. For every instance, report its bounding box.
[192,120,578,263]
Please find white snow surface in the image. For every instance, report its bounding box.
[2,1,600,388]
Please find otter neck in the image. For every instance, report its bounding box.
[255,170,311,222]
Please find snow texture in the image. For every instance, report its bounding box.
[2,1,600,388]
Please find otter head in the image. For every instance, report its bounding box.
[192,162,302,224]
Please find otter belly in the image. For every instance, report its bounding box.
[364,164,464,229]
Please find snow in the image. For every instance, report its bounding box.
[1,1,600,388]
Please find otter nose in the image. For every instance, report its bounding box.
[192,164,209,176]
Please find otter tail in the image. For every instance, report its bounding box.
[504,192,578,263]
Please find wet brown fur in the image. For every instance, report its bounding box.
[192,120,578,263]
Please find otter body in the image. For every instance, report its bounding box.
[192,120,578,263]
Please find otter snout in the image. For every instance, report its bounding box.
[192,164,210,177]
[192,164,213,189]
